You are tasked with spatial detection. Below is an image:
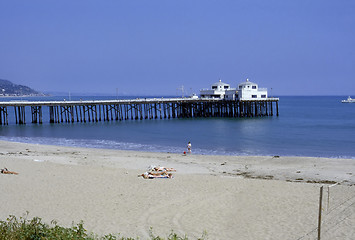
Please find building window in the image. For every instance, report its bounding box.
[239,86,242,89]
[252,95,257,98]
[261,95,266,98]
[224,86,229,89]
[212,86,217,89]
[252,86,257,89]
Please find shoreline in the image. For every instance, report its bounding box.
[1,140,355,239]
[2,137,355,161]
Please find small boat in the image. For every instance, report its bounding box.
[342,96,355,103]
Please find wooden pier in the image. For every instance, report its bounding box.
[0,98,279,125]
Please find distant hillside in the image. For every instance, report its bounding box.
[0,79,45,96]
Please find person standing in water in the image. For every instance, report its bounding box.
[187,141,192,153]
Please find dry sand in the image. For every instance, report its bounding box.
[1,140,355,239]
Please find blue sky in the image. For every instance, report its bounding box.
[0,0,354,96]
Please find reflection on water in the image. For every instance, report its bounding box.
[1,96,355,158]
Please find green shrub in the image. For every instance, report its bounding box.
[0,213,207,240]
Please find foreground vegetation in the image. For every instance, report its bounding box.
[0,213,206,240]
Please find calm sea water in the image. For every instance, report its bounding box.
[0,96,354,159]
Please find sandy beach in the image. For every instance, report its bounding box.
[1,140,354,239]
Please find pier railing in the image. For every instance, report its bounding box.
[0,97,279,125]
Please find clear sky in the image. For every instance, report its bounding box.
[0,0,354,96]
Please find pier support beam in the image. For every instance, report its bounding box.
[0,106,8,125]
[276,101,279,116]
[31,106,42,124]
[14,106,26,124]
[1,98,279,125]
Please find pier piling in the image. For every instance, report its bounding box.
[0,98,279,125]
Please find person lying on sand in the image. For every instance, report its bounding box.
[146,171,168,176]
[155,167,176,172]
[1,168,19,175]
[148,166,176,172]
[139,172,173,179]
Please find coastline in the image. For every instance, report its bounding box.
[1,140,354,239]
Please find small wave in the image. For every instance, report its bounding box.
[0,136,240,156]
[1,136,355,159]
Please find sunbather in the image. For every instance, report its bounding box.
[151,173,173,179]
[149,166,176,172]
[156,167,176,172]
[140,172,173,179]
[1,168,19,175]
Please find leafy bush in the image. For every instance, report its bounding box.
[0,213,207,240]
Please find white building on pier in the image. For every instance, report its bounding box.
[199,79,237,99]
[200,78,269,100]
[237,78,268,100]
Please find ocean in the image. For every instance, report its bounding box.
[0,96,354,159]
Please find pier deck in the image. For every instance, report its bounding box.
[0,97,279,125]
